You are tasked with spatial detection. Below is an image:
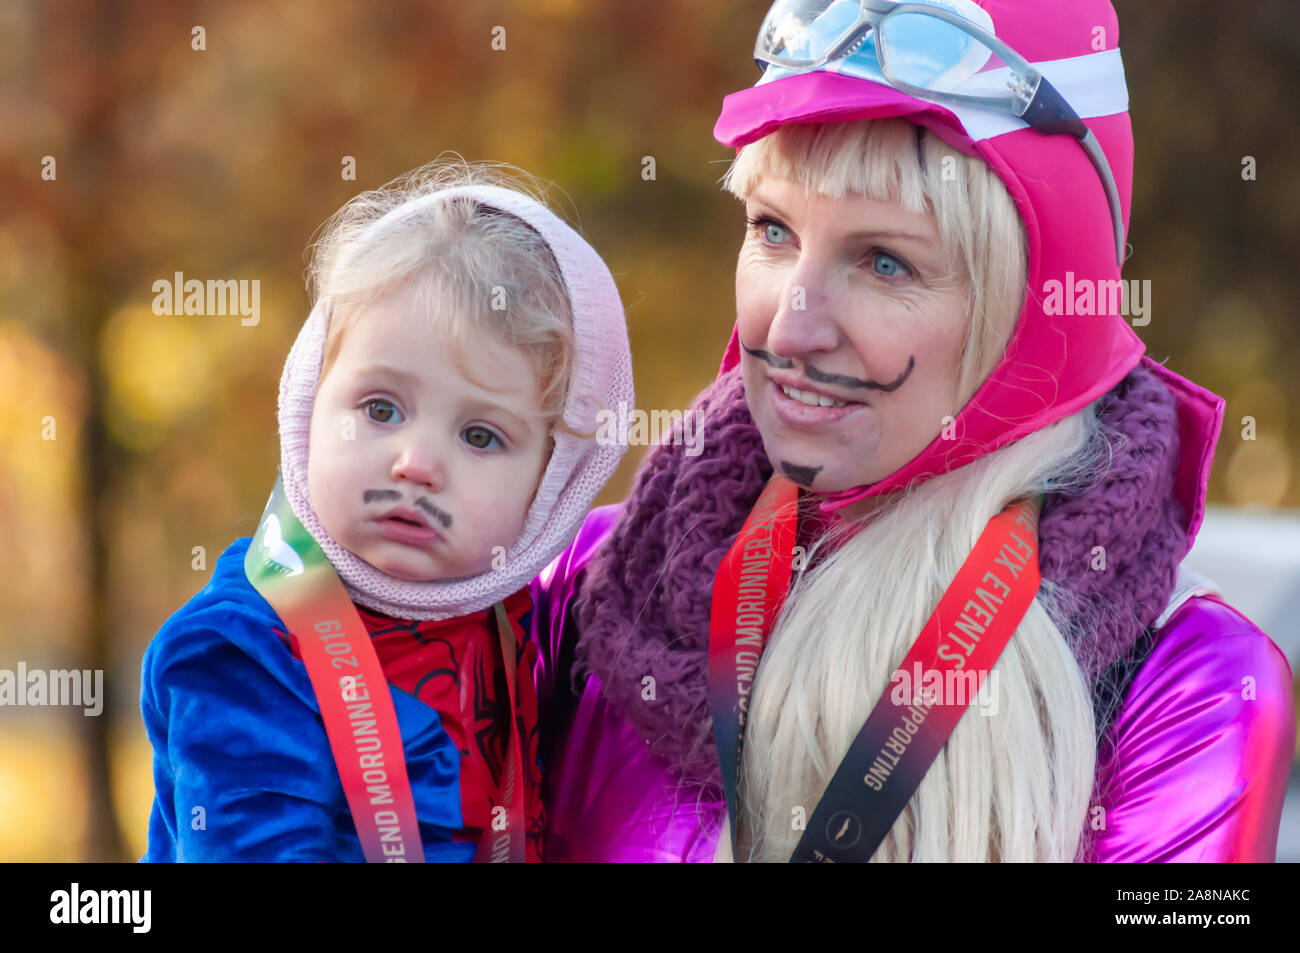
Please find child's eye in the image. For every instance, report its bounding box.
[462,425,503,451]
[364,399,403,424]
[868,250,914,280]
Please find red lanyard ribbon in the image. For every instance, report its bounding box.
[476,602,528,863]
[245,474,526,862]
[706,474,800,854]
[708,473,1044,862]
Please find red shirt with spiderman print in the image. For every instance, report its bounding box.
[277,585,544,862]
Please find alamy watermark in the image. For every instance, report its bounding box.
[0,663,103,715]
[1042,271,1150,326]
[152,271,260,326]
[889,662,1000,716]
[50,883,150,933]
[595,401,704,456]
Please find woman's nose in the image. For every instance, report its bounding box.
[766,260,839,359]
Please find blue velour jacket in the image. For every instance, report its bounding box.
[140,536,475,862]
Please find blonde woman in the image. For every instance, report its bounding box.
[531,0,1294,862]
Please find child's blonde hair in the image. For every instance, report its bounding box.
[307,156,581,436]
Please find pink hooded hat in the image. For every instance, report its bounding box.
[277,184,634,620]
[713,0,1224,555]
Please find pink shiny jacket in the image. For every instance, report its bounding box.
[530,504,1295,863]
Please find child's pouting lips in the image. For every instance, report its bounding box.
[375,504,446,545]
[375,512,444,547]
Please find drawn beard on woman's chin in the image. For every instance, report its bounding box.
[779,460,823,488]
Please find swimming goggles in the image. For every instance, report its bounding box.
[754,0,1126,266]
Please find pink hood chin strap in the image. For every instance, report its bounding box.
[711,0,1224,556]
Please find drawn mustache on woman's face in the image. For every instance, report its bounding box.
[363,488,452,529]
[741,342,915,393]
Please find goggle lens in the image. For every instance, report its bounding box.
[757,0,862,67]
[877,11,996,92]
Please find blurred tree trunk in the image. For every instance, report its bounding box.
[40,0,132,862]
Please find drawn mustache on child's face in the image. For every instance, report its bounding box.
[363,488,452,529]
[741,342,915,393]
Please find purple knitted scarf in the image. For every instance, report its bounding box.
[573,360,1188,788]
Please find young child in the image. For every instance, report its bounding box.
[140,161,633,861]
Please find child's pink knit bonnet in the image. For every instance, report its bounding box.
[275,184,633,620]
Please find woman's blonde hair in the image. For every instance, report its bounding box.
[306,156,581,436]
[716,120,1111,862]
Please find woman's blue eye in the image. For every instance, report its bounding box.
[365,399,402,424]
[748,216,790,246]
[462,426,502,451]
[872,251,910,279]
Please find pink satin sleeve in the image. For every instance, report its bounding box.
[530,505,726,862]
[1088,595,1295,862]
[543,673,724,862]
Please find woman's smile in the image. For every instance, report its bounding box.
[768,375,867,427]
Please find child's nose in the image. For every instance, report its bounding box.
[390,446,447,493]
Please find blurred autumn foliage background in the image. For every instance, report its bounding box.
[1,0,1296,861]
